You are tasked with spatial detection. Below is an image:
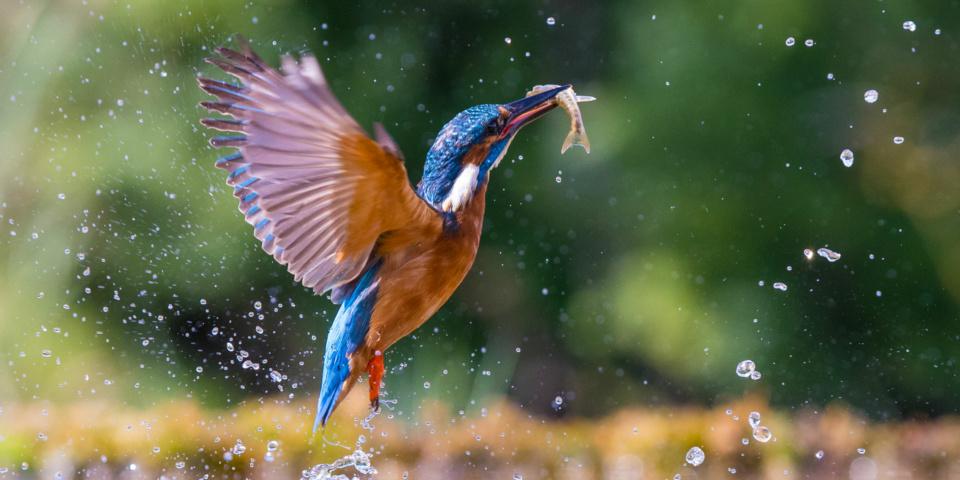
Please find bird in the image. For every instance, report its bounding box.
[197,38,572,431]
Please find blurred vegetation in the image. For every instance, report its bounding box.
[2,393,960,479]
[1,0,959,476]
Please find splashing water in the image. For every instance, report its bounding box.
[735,360,756,378]
[685,446,705,467]
[752,425,772,443]
[840,148,854,167]
[300,448,377,480]
[816,247,842,262]
[748,411,761,429]
[300,398,396,480]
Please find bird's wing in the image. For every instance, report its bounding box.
[198,39,440,295]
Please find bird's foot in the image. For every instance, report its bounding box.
[367,353,384,412]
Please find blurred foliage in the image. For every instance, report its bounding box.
[1,0,960,475]
[2,394,960,479]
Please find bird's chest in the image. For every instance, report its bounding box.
[414,186,487,298]
[369,188,487,347]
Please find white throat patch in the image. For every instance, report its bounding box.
[441,163,480,212]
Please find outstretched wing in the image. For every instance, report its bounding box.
[198,38,440,295]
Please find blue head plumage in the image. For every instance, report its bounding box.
[416,85,570,212]
[418,105,501,206]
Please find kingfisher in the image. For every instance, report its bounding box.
[198,38,577,430]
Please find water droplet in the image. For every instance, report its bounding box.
[773,282,788,291]
[40,350,52,358]
[685,446,705,467]
[857,447,866,455]
[750,370,762,381]
[554,395,564,406]
[815,450,825,460]
[803,248,815,260]
[175,461,185,469]
[748,411,761,429]
[267,440,280,452]
[232,440,246,455]
[893,136,905,144]
[864,89,879,103]
[817,247,842,262]
[504,37,512,44]
[903,20,917,32]
[804,38,815,47]
[753,426,772,443]
[840,148,855,167]
[513,474,523,480]
[546,17,556,26]
[195,366,203,373]
[735,360,756,378]
[423,381,431,389]
[270,370,283,382]
[785,36,795,47]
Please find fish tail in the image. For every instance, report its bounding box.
[561,129,591,154]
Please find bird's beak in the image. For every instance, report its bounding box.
[499,84,570,139]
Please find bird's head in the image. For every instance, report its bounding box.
[418,84,570,213]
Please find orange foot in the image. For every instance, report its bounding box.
[367,352,384,411]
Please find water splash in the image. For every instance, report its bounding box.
[816,247,842,262]
[300,448,377,480]
[735,360,756,378]
[684,446,705,467]
[301,398,396,480]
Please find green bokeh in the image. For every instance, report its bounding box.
[1,0,958,422]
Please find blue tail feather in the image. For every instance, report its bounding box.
[314,260,382,431]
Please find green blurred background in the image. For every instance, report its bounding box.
[1,0,959,470]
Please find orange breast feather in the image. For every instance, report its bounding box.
[365,185,488,353]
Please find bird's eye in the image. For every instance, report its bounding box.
[488,117,506,135]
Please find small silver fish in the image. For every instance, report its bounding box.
[526,84,595,154]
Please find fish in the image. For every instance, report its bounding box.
[526,84,595,154]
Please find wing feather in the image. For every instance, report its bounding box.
[200,38,440,294]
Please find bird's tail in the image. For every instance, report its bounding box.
[314,262,382,432]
